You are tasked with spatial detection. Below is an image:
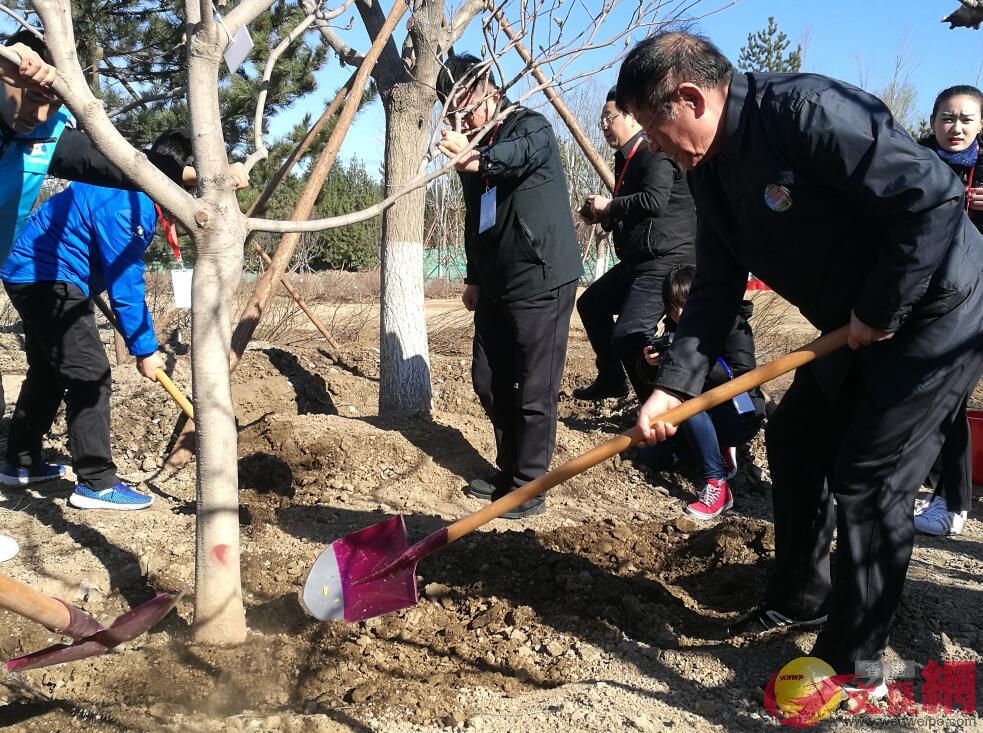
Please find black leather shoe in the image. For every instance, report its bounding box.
[491,487,546,518]
[572,379,629,401]
[465,473,506,500]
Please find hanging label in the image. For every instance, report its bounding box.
[479,187,497,233]
[732,391,756,415]
[717,357,755,414]
[221,20,253,73]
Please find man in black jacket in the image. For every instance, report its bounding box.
[437,54,582,518]
[620,32,983,686]
[574,87,696,401]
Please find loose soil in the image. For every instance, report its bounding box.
[1,294,981,732]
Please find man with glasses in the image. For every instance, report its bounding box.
[620,31,983,690]
[436,53,582,518]
[573,87,696,402]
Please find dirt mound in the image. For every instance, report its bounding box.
[238,413,446,505]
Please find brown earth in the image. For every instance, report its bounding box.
[0,295,981,732]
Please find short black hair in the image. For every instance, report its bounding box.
[150,128,193,182]
[605,85,618,104]
[931,85,983,120]
[436,52,497,104]
[616,32,732,120]
[662,264,695,310]
[4,29,51,65]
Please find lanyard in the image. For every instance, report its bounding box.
[717,357,734,379]
[613,137,644,195]
[154,203,183,265]
[967,165,976,212]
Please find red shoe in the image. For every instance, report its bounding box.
[720,447,737,480]
[686,479,733,520]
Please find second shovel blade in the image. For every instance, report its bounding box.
[302,515,419,623]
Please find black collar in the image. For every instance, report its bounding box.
[718,70,750,161]
[619,130,645,156]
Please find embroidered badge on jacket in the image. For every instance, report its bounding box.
[763,183,792,213]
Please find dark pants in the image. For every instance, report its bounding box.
[472,282,576,491]
[4,281,119,489]
[763,350,983,675]
[925,398,972,513]
[639,403,761,482]
[576,262,668,401]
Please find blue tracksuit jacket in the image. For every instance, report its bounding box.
[1,182,159,357]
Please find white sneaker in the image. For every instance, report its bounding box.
[841,678,889,711]
[914,496,952,536]
[0,534,18,563]
[950,510,968,535]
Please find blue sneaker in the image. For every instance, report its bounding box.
[0,463,66,486]
[69,483,153,511]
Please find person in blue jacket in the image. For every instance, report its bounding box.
[0,129,193,511]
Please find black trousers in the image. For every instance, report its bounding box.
[576,262,668,401]
[924,398,972,513]
[763,350,983,675]
[472,282,575,491]
[4,281,119,490]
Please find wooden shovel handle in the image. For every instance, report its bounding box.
[0,573,71,631]
[156,369,194,420]
[91,293,195,421]
[445,325,850,544]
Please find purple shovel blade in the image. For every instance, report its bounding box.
[302,515,419,623]
[4,593,181,673]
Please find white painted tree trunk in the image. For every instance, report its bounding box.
[379,83,433,416]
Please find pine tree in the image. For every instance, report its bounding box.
[737,17,803,73]
[7,0,327,150]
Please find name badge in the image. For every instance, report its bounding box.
[732,391,756,415]
[479,187,497,233]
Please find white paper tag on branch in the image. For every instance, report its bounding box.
[221,21,253,73]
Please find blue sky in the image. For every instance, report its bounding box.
[308,0,983,174]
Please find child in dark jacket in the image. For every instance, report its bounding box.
[912,84,983,536]
[638,265,765,519]
[0,129,193,510]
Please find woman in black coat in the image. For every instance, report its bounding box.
[914,84,983,536]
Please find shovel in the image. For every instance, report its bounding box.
[91,294,194,420]
[302,326,850,623]
[0,572,180,671]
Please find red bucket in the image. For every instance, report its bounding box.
[968,410,983,485]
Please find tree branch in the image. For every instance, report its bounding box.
[303,0,365,67]
[20,2,196,228]
[491,5,613,190]
[352,0,404,85]
[223,0,280,37]
[248,106,512,233]
[228,0,410,369]
[244,10,318,173]
[108,86,187,118]
[442,0,487,50]
[244,71,356,219]
[0,4,43,38]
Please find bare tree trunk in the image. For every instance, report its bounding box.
[378,83,433,415]
[185,12,248,645]
[190,223,247,645]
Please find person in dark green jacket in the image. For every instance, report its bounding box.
[437,53,582,519]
